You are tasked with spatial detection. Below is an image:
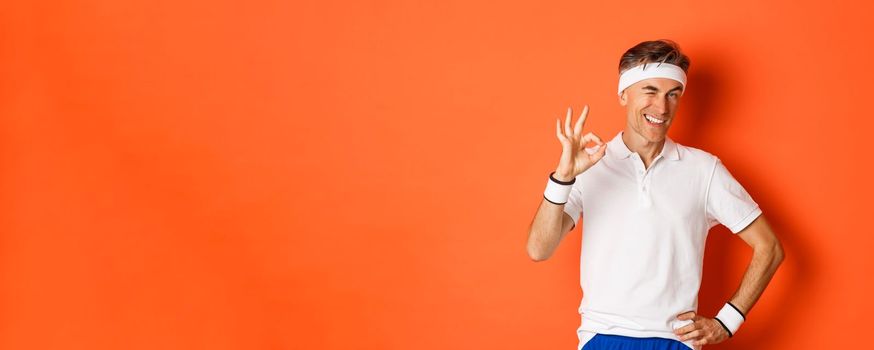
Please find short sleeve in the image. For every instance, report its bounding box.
[705,158,762,234]
[562,182,583,229]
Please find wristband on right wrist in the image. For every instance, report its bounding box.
[714,301,746,338]
[543,171,575,204]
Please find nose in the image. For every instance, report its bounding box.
[650,95,668,115]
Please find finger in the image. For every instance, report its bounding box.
[677,311,696,320]
[578,133,593,150]
[556,118,564,141]
[573,105,588,138]
[596,143,607,157]
[674,322,698,335]
[578,104,589,131]
[586,132,604,144]
[680,330,704,341]
[580,132,604,148]
[588,144,607,163]
[565,107,573,138]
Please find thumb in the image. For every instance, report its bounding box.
[590,143,607,162]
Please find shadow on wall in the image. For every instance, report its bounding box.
[676,52,813,350]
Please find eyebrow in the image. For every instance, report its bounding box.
[641,85,684,94]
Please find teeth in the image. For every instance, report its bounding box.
[645,114,665,124]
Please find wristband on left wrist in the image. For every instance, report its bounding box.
[714,301,745,337]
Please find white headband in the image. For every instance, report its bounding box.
[617,62,687,96]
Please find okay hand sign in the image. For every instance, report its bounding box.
[554,105,607,181]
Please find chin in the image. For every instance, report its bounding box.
[644,130,668,142]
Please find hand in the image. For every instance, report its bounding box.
[554,105,606,181]
[673,311,730,346]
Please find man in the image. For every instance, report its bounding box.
[526,39,785,350]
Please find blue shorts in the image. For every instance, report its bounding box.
[582,333,689,350]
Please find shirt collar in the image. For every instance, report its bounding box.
[607,130,680,161]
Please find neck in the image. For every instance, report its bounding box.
[621,129,665,169]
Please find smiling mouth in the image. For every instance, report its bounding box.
[644,114,666,125]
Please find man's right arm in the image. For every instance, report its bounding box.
[527,104,604,261]
[526,198,576,261]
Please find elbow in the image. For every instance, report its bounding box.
[773,241,785,264]
[760,240,785,267]
[526,243,547,262]
[526,235,550,262]
[528,249,549,262]
[752,235,785,262]
[752,240,784,270]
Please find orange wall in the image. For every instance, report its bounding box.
[0,0,871,349]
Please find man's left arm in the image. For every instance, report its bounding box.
[726,213,785,314]
[674,214,785,346]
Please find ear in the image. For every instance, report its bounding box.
[618,90,627,106]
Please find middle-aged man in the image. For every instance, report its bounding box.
[526,39,785,350]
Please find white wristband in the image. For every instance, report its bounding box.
[544,172,574,204]
[714,302,746,337]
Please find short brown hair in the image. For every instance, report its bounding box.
[618,39,690,75]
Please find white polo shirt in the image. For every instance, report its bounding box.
[563,131,762,350]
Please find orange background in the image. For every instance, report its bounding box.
[0,0,871,349]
